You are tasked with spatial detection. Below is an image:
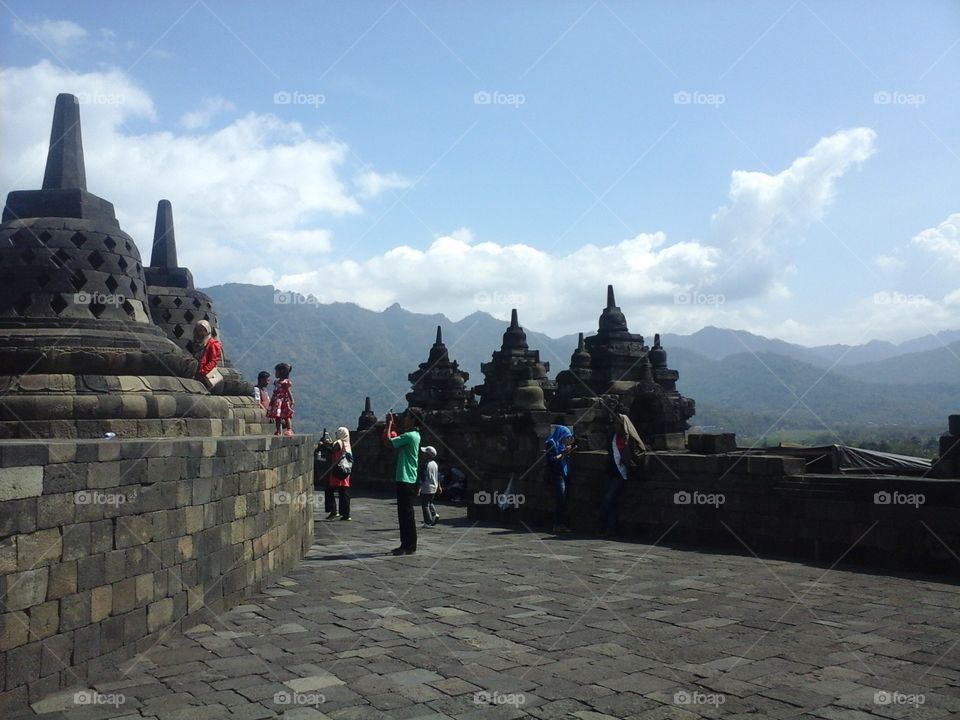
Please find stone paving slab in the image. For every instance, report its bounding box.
[13,493,960,719]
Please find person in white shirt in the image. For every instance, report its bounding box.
[418,446,440,527]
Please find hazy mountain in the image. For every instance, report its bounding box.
[203,283,957,436]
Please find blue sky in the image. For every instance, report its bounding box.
[1,1,958,345]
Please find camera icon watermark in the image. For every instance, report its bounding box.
[673,90,725,107]
[474,291,527,307]
[74,292,126,306]
[873,491,925,508]
[874,690,925,707]
[273,491,321,508]
[473,90,526,108]
[75,491,126,507]
[273,90,326,108]
[873,90,925,107]
[673,291,725,307]
[274,290,325,306]
[673,490,725,508]
[76,91,126,106]
[273,690,326,707]
[74,690,125,707]
[873,291,925,306]
[473,490,525,507]
[473,690,526,707]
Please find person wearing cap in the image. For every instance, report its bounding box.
[418,446,440,527]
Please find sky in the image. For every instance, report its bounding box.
[0,1,958,346]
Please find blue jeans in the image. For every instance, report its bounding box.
[598,472,625,535]
[421,492,437,525]
[550,471,569,527]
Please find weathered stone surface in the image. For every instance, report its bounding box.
[0,467,43,502]
[4,569,49,611]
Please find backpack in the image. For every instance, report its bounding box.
[333,451,353,479]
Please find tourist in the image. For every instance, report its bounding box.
[267,363,295,436]
[418,446,440,527]
[193,320,223,392]
[328,426,352,521]
[598,414,645,537]
[544,418,575,533]
[384,408,422,555]
[315,429,338,515]
[254,370,270,410]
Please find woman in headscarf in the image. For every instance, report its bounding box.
[192,320,223,392]
[329,426,352,520]
[544,417,575,533]
[598,413,645,537]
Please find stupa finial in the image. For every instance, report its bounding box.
[151,199,177,268]
[436,325,443,344]
[42,93,87,191]
[510,308,519,328]
[607,284,616,309]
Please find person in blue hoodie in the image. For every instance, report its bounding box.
[544,418,575,533]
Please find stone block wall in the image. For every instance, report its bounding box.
[0,434,314,711]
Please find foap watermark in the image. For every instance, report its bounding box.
[873,291,925,306]
[77,91,126,106]
[674,490,725,508]
[474,291,526,307]
[473,690,526,707]
[874,490,925,508]
[874,690,925,708]
[473,90,526,108]
[673,90,725,107]
[473,490,525,507]
[674,291,725,307]
[273,491,321,508]
[873,90,925,108]
[273,690,326,707]
[74,292,126,306]
[273,90,325,108]
[75,490,126,507]
[274,290,324,306]
[674,690,725,707]
[74,690,125,707]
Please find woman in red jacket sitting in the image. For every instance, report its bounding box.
[193,320,223,392]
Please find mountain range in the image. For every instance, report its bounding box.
[204,283,960,438]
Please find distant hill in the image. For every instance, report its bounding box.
[203,283,958,436]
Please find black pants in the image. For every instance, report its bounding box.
[326,486,349,517]
[335,487,350,518]
[324,487,336,514]
[396,482,417,550]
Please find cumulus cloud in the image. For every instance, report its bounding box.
[179,96,236,130]
[13,18,88,54]
[911,213,960,263]
[0,60,405,278]
[354,170,411,199]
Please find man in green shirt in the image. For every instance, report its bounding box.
[383,408,422,555]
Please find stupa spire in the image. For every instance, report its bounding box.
[42,93,87,191]
[607,284,615,309]
[436,325,443,344]
[151,199,178,268]
[510,308,519,328]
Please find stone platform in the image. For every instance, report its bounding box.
[12,493,960,719]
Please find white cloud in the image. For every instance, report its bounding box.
[874,254,904,270]
[911,213,960,263]
[13,18,88,54]
[0,61,401,279]
[179,96,235,130]
[353,170,411,199]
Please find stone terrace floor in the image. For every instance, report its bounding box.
[15,493,960,720]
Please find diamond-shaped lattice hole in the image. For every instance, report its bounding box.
[117,256,128,271]
[128,280,137,295]
[150,295,162,307]
[173,324,184,338]
[70,232,87,248]
[104,236,116,250]
[50,294,68,314]
[36,270,51,287]
[192,298,202,309]
[70,269,87,291]
[136,263,141,273]
[105,275,119,293]
[37,230,52,245]
[87,250,105,269]
[89,301,106,319]
[124,241,132,252]
[121,300,136,319]
[183,310,195,323]
[52,248,70,268]
[173,297,183,308]
[162,309,173,322]
[13,293,32,316]
[20,248,36,264]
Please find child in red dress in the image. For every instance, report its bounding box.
[267,363,295,436]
